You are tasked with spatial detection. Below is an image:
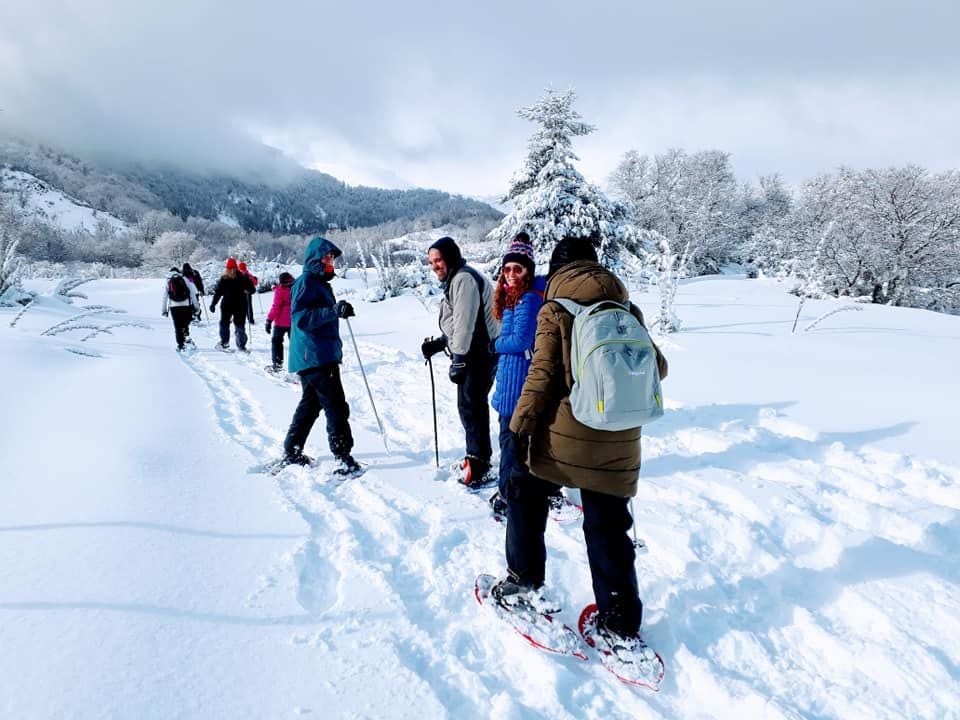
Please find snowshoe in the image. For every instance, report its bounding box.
[548,493,583,524]
[475,574,586,660]
[249,451,316,476]
[578,604,664,689]
[216,342,232,353]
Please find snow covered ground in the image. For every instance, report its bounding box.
[2,273,958,719]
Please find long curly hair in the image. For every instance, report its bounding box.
[493,269,532,320]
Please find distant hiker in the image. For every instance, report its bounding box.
[181,262,205,322]
[161,266,200,352]
[493,235,669,649]
[210,257,255,351]
[265,271,295,371]
[280,237,361,477]
[238,261,258,325]
[181,262,205,296]
[487,232,556,519]
[421,236,500,487]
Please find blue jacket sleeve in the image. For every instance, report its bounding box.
[495,292,542,355]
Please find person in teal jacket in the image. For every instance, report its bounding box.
[281,237,361,476]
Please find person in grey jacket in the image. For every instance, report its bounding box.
[422,236,500,486]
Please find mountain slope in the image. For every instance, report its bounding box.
[0,137,502,234]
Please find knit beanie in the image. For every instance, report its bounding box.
[428,236,464,271]
[278,272,294,285]
[225,257,238,270]
[502,231,535,275]
[238,261,248,273]
[547,236,598,279]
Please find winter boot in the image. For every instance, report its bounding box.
[282,446,313,468]
[488,491,508,521]
[331,454,362,478]
[460,455,493,489]
[491,576,561,615]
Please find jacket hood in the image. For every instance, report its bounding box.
[303,237,342,275]
[545,260,628,305]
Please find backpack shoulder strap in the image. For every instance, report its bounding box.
[551,298,583,317]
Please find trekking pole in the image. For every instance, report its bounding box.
[345,317,390,454]
[427,356,439,468]
[629,499,647,552]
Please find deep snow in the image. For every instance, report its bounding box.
[1,273,958,720]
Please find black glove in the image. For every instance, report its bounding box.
[193,310,201,322]
[513,433,530,465]
[449,354,468,384]
[161,310,168,317]
[335,300,355,319]
[210,302,216,312]
[421,336,447,360]
[265,320,273,334]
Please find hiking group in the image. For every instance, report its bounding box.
[170,230,668,654]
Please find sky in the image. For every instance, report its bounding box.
[1,1,958,197]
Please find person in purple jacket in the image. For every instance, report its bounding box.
[265,272,295,372]
[488,233,560,519]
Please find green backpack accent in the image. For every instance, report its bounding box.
[553,299,663,431]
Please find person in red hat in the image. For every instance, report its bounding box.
[209,257,256,351]
[238,261,259,325]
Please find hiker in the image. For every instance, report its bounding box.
[265,271,295,372]
[210,257,256,351]
[181,262,205,297]
[486,232,553,519]
[280,237,361,477]
[421,236,499,487]
[181,262,205,321]
[161,266,200,352]
[494,235,669,649]
[238,261,258,325]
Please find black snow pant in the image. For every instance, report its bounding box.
[219,306,248,350]
[271,325,290,368]
[505,472,643,637]
[283,364,353,459]
[457,354,494,463]
[170,306,193,349]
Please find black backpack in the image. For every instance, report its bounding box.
[167,274,190,302]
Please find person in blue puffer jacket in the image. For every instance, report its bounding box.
[280,237,361,477]
[488,232,559,518]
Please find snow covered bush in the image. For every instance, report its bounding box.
[370,248,428,300]
[488,88,637,268]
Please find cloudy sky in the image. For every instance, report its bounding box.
[1,1,958,197]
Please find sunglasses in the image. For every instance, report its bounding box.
[503,264,527,275]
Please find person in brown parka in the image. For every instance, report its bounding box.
[495,235,668,644]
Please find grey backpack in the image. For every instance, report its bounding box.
[553,298,664,431]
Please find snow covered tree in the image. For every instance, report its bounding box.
[0,200,25,300]
[610,148,739,275]
[488,88,636,267]
[143,230,199,269]
[790,166,960,310]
